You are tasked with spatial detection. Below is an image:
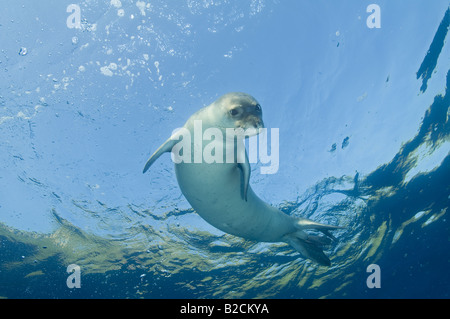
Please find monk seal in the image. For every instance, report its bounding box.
[143,92,342,266]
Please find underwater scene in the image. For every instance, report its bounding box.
[0,0,449,299]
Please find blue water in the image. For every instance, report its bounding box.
[0,1,449,299]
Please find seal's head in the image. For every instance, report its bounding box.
[213,92,264,136]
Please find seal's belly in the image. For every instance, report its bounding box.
[174,162,294,242]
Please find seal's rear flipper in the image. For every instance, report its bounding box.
[286,234,332,266]
[295,218,343,239]
[143,138,177,174]
[285,218,343,266]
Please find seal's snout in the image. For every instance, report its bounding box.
[250,117,264,130]
[257,119,264,129]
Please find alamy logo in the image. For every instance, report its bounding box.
[366,264,381,288]
[366,4,381,29]
[170,120,279,174]
[66,264,81,288]
[66,4,81,29]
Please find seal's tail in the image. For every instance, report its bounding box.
[285,218,343,266]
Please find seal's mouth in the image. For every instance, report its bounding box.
[249,117,264,128]
[233,126,263,138]
[256,119,265,130]
[248,119,264,136]
[235,117,264,132]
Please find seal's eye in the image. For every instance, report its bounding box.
[255,104,261,111]
[229,109,239,116]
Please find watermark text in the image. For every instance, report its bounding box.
[170,120,279,174]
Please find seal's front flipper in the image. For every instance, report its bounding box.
[143,138,177,174]
[285,234,332,266]
[237,151,250,201]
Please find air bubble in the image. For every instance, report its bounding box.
[18,47,28,56]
